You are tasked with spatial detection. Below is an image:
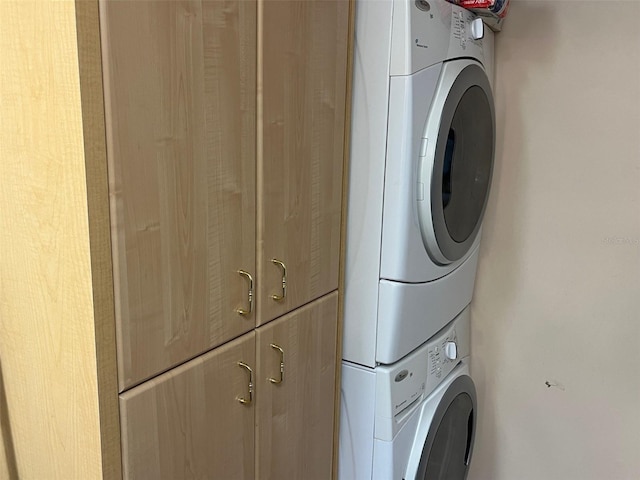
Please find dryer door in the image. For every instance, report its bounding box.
[410,374,477,480]
[418,60,495,265]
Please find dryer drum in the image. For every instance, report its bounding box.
[414,374,477,480]
[426,63,495,263]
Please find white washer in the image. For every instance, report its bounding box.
[344,0,496,367]
[339,307,476,480]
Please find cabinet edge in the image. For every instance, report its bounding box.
[75,1,122,479]
[333,1,357,479]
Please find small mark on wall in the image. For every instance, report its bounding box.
[545,380,565,391]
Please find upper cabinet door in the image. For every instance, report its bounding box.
[256,292,339,480]
[258,0,350,325]
[99,0,257,390]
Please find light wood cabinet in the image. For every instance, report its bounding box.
[100,0,257,391]
[258,0,349,326]
[120,331,256,480]
[100,0,350,390]
[100,0,350,476]
[0,0,352,478]
[120,293,338,480]
[256,293,339,479]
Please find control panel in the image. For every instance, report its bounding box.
[426,326,458,394]
[390,0,492,75]
[374,306,470,441]
[451,9,484,52]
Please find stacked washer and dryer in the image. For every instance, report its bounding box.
[339,1,495,479]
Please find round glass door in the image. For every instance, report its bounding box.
[423,63,495,263]
[415,375,477,480]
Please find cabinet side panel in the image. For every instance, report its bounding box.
[258,0,350,325]
[0,2,104,478]
[100,0,257,390]
[75,0,122,478]
[120,331,256,480]
[334,1,357,476]
[256,292,339,479]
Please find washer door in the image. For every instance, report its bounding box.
[418,60,495,265]
[413,375,477,480]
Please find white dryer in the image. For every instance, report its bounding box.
[339,307,476,480]
[344,0,495,367]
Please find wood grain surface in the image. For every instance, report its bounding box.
[256,292,339,480]
[257,0,350,325]
[120,331,256,480]
[75,1,122,478]
[99,0,257,390]
[333,0,356,476]
[0,2,110,478]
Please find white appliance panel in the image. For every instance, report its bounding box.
[380,65,478,283]
[340,309,473,480]
[376,247,479,365]
[339,361,377,480]
[374,307,470,441]
[389,0,491,76]
[342,0,394,366]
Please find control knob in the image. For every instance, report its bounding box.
[444,341,458,360]
[470,18,484,40]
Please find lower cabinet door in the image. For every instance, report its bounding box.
[256,292,339,480]
[119,331,256,480]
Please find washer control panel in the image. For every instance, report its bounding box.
[426,325,459,394]
[390,0,491,75]
[451,9,483,52]
[374,306,470,441]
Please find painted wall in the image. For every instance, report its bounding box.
[470,2,640,479]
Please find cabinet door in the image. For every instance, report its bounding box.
[99,0,256,390]
[258,0,349,325]
[120,331,256,480]
[256,292,339,479]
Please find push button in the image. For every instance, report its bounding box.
[419,138,428,157]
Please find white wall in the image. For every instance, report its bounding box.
[470,2,640,479]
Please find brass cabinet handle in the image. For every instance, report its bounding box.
[270,259,287,302]
[236,270,254,315]
[236,361,253,405]
[268,344,285,384]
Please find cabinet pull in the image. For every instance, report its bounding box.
[268,344,285,384]
[270,259,287,302]
[236,270,254,316]
[236,361,253,405]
